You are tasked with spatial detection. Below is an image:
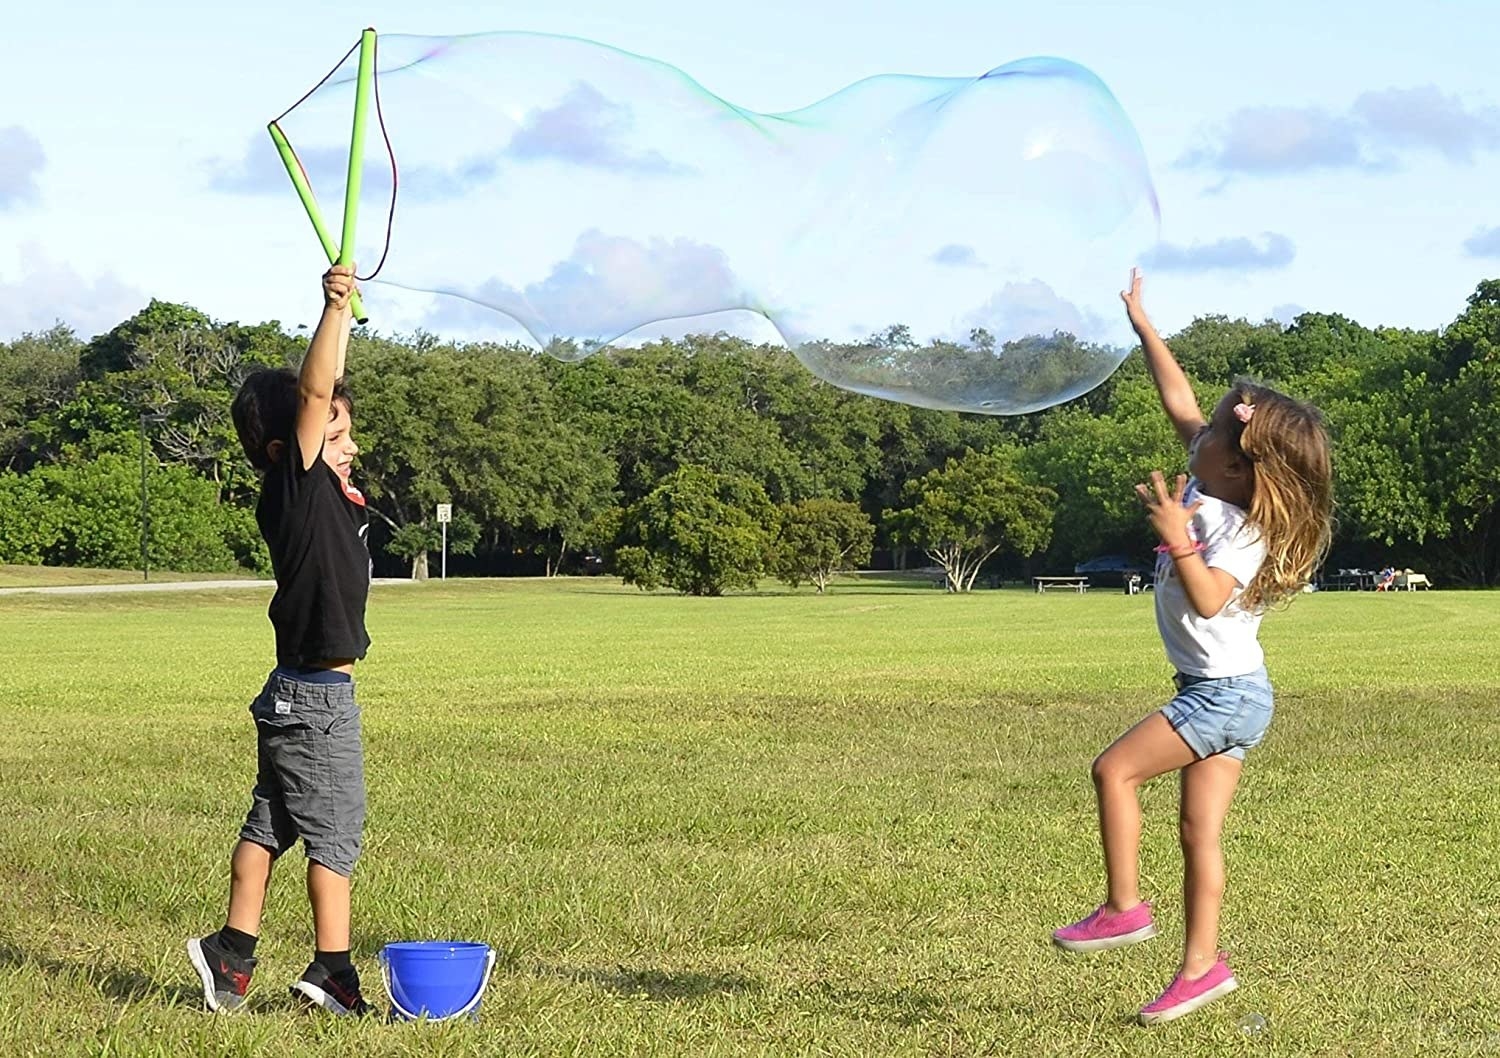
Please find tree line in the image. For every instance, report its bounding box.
[1,279,1496,589]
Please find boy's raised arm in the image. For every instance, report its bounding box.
[296,266,355,471]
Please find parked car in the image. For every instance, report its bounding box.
[1073,554,1152,589]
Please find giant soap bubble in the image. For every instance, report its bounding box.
[264,32,1160,413]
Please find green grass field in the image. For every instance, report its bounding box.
[0,577,1496,1057]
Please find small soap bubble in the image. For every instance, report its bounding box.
[1237,1012,1268,1036]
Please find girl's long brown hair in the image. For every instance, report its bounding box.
[1228,380,1334,611]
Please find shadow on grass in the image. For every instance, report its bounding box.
[547,962,760,1002]
[802,980,949,1028]
[797,981,1109,1031]
[0,941,203,1008]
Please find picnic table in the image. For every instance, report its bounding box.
[1033,576,1090,594]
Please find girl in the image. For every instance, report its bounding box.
[1051,269,1334,1024]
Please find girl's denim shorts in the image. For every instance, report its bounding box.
[1160,666,1274,761]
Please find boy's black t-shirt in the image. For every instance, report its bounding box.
[257,432,371,666]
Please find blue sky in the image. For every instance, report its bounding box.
[1,0,1497,346]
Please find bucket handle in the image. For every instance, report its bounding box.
[379,947,496,1023]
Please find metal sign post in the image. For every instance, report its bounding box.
[437,503,452,580]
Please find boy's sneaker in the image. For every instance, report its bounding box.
[1139,954,1238,1024]
[1052,901,1158,952]
[186,933,255,1012]
[291,961,379,1017]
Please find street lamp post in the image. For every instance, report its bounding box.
[139,412,168,581]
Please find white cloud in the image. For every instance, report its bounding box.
[1142,233,1295,274]
[0,127,46,210]
[506,83,688,175]
[207,134,498,203]
[1178,107,1363,175]
[1180,86,1500,177]
[965,279,1107,340]
[0,245,147,341]
[1462,226,1500,259]
[209,138,370,196]
[419,230,750,345]
[931,244,983,269]
[1353,86,1500,163]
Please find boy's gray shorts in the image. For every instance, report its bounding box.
[239,670,365,877]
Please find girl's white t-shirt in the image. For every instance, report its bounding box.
[1154,479,1268,677]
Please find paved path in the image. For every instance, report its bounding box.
[0,578,413,597]
[0,579,274,597]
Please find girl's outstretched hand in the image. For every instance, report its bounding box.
[1121,267,1149,330]
[1136,471,1200,551]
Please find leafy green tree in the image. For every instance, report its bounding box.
[546,339,813,505]
[616,465,777,595]
[5,452,246,572]
[884,447,1055,592]
[351,340,556,576]
[513,430,618,576]
[0,471,64,563]
[580,505,626,570]
[1427,281,1500,583]
[771,498,874,593]
[1023,378,1185,566]
[112,324,246,501]
[26,301,299,504]
[1158,314,1283,387]
[544,346,698,503]
[1319,371,1448,552]
[860,402,966,567]
[0,325,82,472]
[385,509,481,580]
[7,277,1500,586]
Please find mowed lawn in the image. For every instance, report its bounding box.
[0,577,1495,1057]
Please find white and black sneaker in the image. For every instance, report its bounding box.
[186,933,255,1012]
[291,961,378,1017]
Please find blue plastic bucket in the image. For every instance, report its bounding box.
[378,941,495,1022]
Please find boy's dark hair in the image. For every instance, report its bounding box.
[232,367,354,471]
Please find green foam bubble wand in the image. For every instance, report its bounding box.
[267,27,377,324]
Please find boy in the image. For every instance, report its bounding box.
[187,265,374,1016]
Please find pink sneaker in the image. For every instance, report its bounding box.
[1051,901,1158,952]
[1139,954,1238,1024]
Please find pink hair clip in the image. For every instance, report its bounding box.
[1233,402,1255,424]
